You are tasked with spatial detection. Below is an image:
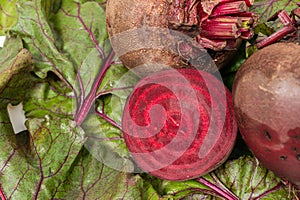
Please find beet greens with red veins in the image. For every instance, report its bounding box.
[0,0,299,199]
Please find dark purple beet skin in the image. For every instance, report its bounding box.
[232,43,300,189]
[122,68,237,181]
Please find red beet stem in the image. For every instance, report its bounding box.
[196,36,227,50]
[196,177,239,200]
[240,30,254,39]
[169,0,257,50]
[0,185,7,200]
[240,17,254,27]
[75,50,115,125]
[95,110,122,130]
[256,25,296,48]
[211,1,248,17]
[201,21,241,39]
[210,16,242,26]
[293,7,300,18]
[278,10,293,26]
[244,0,254,7]
[234,12,258,26]
[239,27,250,32]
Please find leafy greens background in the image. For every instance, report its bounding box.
[0,0,298,199]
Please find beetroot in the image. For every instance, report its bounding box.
[122,68,237,181]
[232,43,300,189]
[106,0,257,75]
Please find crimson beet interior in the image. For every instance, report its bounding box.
[122,68,237,181]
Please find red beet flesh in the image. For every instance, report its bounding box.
[122,68,237,180]
[232,43,300,188]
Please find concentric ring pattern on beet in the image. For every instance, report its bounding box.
[122,68,237,181]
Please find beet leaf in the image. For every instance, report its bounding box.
[0,0,298,199]
[251,0,297,22]
[146,156,295,199]
[0,1,18,35]
[0,35,142,200]
[0,38,84,199]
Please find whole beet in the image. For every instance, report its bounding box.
[106,0,212,76]
[106,0,257,76]
[232,43,300,189]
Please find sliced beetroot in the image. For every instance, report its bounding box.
[122,68,237,181]
[232,43,300,189]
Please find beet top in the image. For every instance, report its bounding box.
[122,68,237,181]
[106,0,257,76]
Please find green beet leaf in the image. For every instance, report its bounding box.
[250,0,298,39]
[146,156,295,199]
[0,32,146,200]
[0,38,83,199]
[0,1,18,35]
[11,0,75,84]
[251,0,297,23]
[51,0,111,99]
[215,156,295,199]
[52,147,144,199]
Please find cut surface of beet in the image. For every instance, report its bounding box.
[122,68,237,180]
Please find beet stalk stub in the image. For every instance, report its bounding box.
[106,0,257,76]
[122,68,237,181]
[232,43,300,189]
